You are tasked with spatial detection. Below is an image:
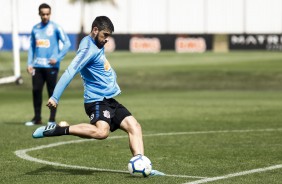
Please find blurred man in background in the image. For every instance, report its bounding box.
[25,3,71,126]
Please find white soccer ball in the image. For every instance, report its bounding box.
[58,121,69,127]
[128,155,152,177]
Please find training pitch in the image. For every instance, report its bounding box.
[1,51,282,184]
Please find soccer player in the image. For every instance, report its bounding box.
[32,16,164,176]
[25,3,71,126]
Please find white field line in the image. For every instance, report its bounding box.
[184,164,282,184]
[15,128,282,180]
[14,135,205,179]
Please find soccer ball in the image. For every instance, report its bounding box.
[128,155,152,177]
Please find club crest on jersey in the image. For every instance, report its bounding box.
[46,25,54,36]
[103,110,111,119]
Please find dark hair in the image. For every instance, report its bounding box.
[39,3,51,13]
[91,16,114,33]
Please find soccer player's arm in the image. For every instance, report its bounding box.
[27,29,35,74]
[48,46,93,107]
[54,26,71,62]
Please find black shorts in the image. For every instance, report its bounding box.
[84,98,132,132]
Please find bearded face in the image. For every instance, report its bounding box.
[95,30,111,49]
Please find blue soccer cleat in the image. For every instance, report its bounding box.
[47,121,56,126]
[32,124,57,138]
[32,126,46,138]
[150,169,165,176]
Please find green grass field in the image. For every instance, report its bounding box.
[1,51,282,184]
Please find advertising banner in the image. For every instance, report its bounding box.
[0,33,77,51]
[229,34,282,51]
[0,33,212,52]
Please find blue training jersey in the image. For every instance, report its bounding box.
[27,21,71,68]
[51,35,121,104]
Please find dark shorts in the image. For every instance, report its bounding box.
[84,98,132,132]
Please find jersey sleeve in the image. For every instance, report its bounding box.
[27,29,35,66]
[51,40,95,104]
[53,25,71,62]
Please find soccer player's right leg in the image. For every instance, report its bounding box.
[119,116,144,156]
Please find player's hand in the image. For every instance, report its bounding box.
[49,58,57,65]
[27,66,34,75]
[47,98,57,109]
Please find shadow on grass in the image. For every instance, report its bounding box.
[25,166,132,176]
[3,122,43,126]
[4,122,26,125]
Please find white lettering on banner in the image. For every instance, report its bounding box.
[257,35,265,45]
[266,44,282,50]
[246,36,257,45]
[0,36,3,50]
[231,35,245,45]
[175,37,206,53]
[104,37,115,53]
[130,37,160,53]
[231,35,282,45]
[267,36,279,44]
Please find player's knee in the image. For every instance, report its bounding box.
[129,121,142,134]
[135,122,142,132]
[92,129,109,140]
[97,131,109,139]
[120,116,142,134]
[90,121,110,139]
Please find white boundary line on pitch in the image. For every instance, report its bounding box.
[14,135,205,179]
[14,128,282,180]
[184,164,282,184]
